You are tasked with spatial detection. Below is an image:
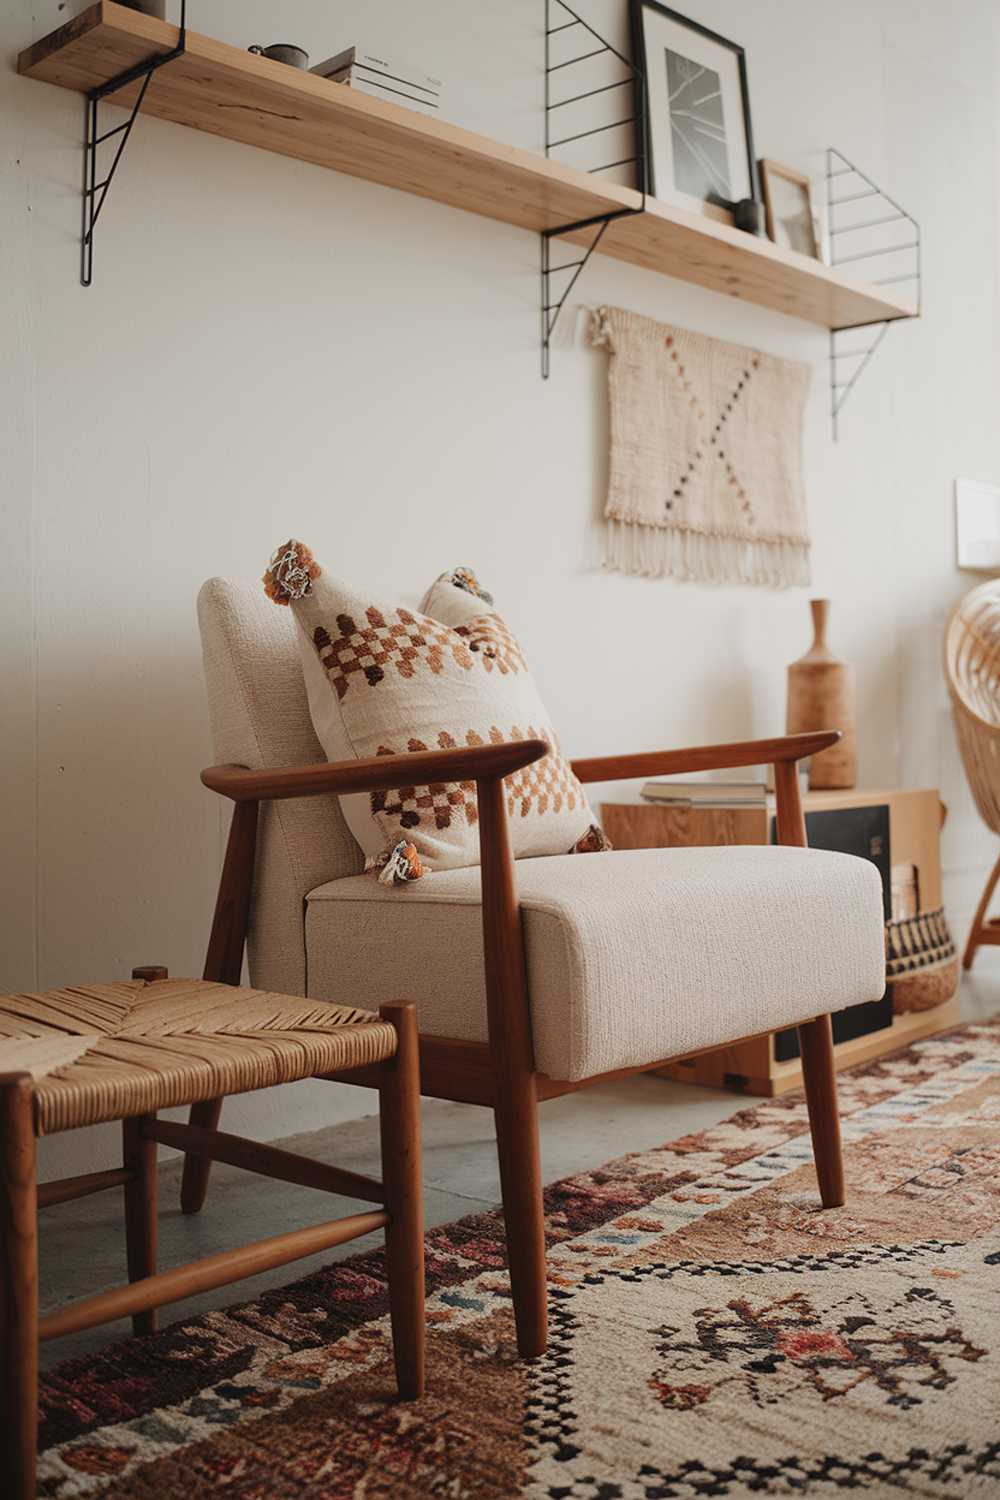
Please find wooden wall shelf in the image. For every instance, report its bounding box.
[19,3,918,333]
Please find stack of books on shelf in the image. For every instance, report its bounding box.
[311,46,443,116]
[640,780,769,809]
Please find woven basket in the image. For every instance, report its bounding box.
[886,907,958,1014]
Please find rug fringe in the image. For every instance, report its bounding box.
[603,519,811,590]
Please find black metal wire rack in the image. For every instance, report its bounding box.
[825,147,921,438]
[81,0,187,286]
[74,4,920,433]
[540,0,645,377]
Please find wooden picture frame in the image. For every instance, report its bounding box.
[630,1,758,215]
[760,158,820,259]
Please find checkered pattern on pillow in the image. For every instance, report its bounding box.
[264,544,606,880]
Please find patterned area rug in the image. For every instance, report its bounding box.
[39,1019,1000,1497]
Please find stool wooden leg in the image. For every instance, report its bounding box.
[123,1115,158,1336]
[378,1003,424,1401]
[1,1074,38,1500]
[797,1014,845,1208]
[131,966,169,985]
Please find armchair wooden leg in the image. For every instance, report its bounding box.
[475,771,549,1359]
[1,1075,38,1500]
[184,798,259,1216]
[123,1115,158,1336]
[128,968,220,1219]
[180,1098,224,1214]
[378,1003,425,1401]
[797,1015,845,1208]
[493,1074,547,1359]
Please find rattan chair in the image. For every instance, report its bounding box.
[945,577,1000,968]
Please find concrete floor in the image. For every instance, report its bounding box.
[38,964,1000,1371]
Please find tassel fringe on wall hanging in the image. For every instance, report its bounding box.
[592,306,812,589]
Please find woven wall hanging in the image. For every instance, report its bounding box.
[592,306,812,588]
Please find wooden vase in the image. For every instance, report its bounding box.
[786,599,857,789]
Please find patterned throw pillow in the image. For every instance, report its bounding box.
[264,542,608,883]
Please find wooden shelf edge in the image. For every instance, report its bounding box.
[17,2,639,237]
[18,2,919,332]
[593,195,918,330]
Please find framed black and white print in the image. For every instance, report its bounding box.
[630,2,757,214]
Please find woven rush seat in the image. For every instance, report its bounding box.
[0,977,423,1490]
[0,978,397,1134]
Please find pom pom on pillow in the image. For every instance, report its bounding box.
[263,540,322,605]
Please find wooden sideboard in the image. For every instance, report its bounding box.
[603,788,961,1096]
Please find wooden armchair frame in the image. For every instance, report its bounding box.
[186,729,844,1359]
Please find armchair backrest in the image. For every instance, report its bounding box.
[198,578,364,996]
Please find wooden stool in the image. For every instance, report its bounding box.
[0,968,424,1500]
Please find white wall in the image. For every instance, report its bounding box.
[3,0,998,1178]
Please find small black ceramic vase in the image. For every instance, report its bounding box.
[733,198,765,236]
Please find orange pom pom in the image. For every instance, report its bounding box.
[572,823,613,854]
[442,567,493,605]
[263,540,321,605]
[370,839,425,886]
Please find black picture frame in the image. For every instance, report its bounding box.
[629,0,759,213]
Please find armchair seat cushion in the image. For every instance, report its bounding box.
[304,845,885,1082]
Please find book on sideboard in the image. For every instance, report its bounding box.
[641,780,768,807]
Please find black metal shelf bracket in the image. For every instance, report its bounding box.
[81,0,187,286]
[825,147,920,439]
[541,0,645,377]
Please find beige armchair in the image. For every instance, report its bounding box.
[186,578,886,1358]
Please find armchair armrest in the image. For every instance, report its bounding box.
[571,730,838,853]
[570,731,839,786]
[198,738,548,997]
[202,738,550,803]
